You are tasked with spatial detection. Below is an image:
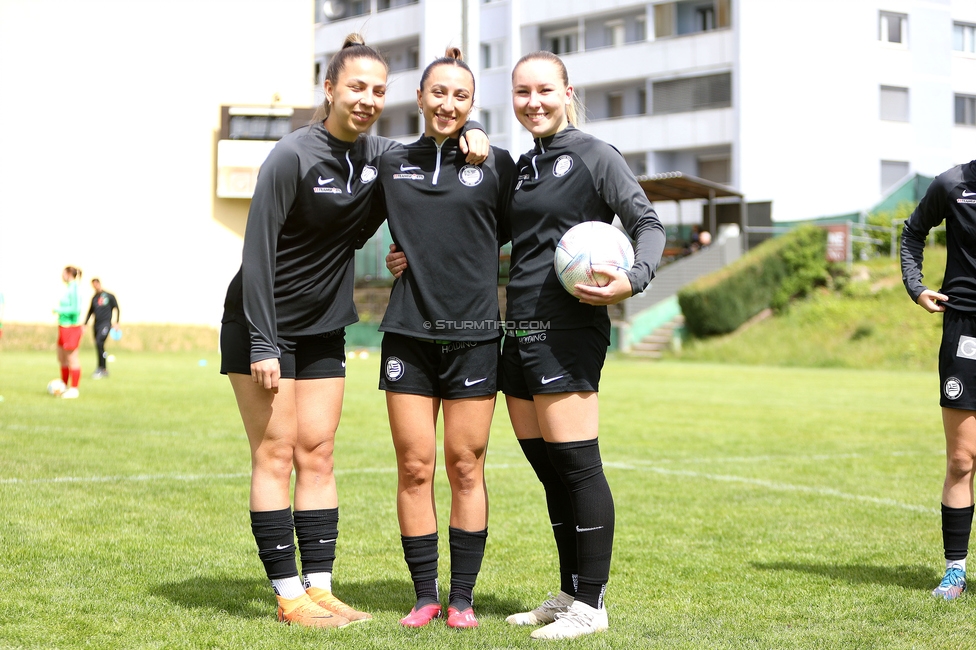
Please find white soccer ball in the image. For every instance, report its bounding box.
[47,379,66,396]
[554,221,635,294]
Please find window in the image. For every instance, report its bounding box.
[481,41,505,69]
[698,155,730,184]
[654,3,675,38]
[657,1,729,37]
[624,153,647,176]
[481,109,493,135]
[696,5,715,31]
[954,23,976,53]
[608,92,624,118]
[652,73,731,114]
[605,19,625,47]
[881,161,909,192]
[879,11,907,44]
[228,115,292,140]
[378,0,419,9]
[383,41,420,73]
[539,23,579,54]
[880,86,909,122]
[957,95,976,126]
[637,88,647,115]
[634,15,647,42]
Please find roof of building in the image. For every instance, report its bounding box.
[636,171,742,202]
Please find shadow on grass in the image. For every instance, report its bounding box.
[751,562,937,591]
[154,576,524,619]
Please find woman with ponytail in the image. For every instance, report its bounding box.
[366,46,515,630]
[54,266,83,399]
[219,34,489,629]
[498,51,665,640]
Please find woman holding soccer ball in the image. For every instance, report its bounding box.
[219,34,487,629]
[496,50,666,640]
[363,47,515,629]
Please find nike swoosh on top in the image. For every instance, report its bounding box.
[400,164,421,172]
[276,544,292,550]
[963,190,976,197]
[540,375,564,385]
[464,377,487,386]
[317,176,334,185]
[319,538,337,544]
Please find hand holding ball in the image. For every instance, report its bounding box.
[554,221,635,295]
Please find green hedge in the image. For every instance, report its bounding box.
[677,225,828,338]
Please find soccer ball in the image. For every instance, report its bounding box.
[47,379,66,396]
[554,221,635,293]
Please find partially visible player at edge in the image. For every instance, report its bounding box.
[54,266,84,399]
[85,278,119,379]
[363,47,516,629]
[388,50,666,639]
[219,34,488,629]
[901,157,976,601]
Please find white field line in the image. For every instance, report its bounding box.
[0,464,522,486]
[604,461,937,515]
[0,456,937,515]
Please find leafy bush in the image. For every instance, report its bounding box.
[678,225,827,338]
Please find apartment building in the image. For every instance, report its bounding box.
[315,0,976,224]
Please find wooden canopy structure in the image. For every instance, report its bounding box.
[636,171,745,238]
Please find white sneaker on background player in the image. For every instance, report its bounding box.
[61,387,79,399]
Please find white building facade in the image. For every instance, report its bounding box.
[316,0,976,224]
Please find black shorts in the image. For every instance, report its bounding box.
[499,327,608,401]
[939,309,976,410]
[219,320,346,380]
[379,332,499,399]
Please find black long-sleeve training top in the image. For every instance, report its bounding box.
[504,126,666,333]
[901,159,976,312]
[221,123,397,363]
[371,136,517,341]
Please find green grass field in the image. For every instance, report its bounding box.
[0,350,970,648]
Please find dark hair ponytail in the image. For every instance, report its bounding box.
[419,46,475,96]
[312,33,388,123]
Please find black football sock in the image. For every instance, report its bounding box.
[546,438,615,609]
[402,532,439,608]
[448,526,488,611]
[518,438,579,596]
[294,508,339,581]
[943,503,974,562]
[250,508,299,580]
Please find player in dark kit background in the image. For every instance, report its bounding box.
[363,47,516,630]
[85,278,119,379]
[218,33,488,629]
[901,158,976,601]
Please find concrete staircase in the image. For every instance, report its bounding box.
[628,314,685,359]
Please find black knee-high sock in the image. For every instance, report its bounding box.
[943,503,975,562]
[449,527,488,611]
[250,508,299,580]
[294,508,339,580]
[402,532,439,607]
[546,438,614,609]
[518,438,578,596]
